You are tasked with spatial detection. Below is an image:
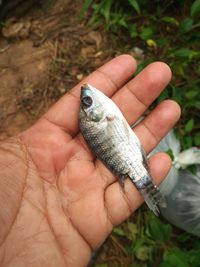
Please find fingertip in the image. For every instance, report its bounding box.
[114,54,137,74]
[148,61,172,82]
[143,62,172,95]
[153,99,181,130]
[161,99,181,118]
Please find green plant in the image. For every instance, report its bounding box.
[109,209,200,267]
[82,1,200,266]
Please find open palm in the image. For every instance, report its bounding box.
[0,55,180,267]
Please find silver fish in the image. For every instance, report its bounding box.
[79,84,166,216]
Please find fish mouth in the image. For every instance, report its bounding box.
[81,84,91,99]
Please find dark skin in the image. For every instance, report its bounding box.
[0,55,180,267]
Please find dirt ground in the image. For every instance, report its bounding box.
[0,0,133,141]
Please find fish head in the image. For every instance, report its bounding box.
[79,84,107,122]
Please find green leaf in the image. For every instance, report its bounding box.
[148,218,172,241]
[187,244,200,266]
[95,264,108,267]
[79,0,94,17]
[172,85,183,103]
[171,48,198,59]
[173,64,185,76]
[140,27,154,41]
[127,222,138,240]
[113,226,126,237]
[185,118,194,133]
[161,16,179,25]
[185,89,199,99]
[191,0,200,17]
[101,0,113,23]
[184,136,193,149]
[161,248,189,267]
[177,232,192,243]
[194,132,200,146]
[129,24,138,38]
[156,37,169,46]
[135,245,152,261]
[128,0,141,14]
[179,18,193,33]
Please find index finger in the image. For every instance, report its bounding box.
[44,55,137,136]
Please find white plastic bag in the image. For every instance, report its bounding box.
[150,131,200,236]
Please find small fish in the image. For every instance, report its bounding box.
[79,84,166,216]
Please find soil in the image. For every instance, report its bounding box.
[0,0,132,141]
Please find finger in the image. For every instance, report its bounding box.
[105,153,171,226]
[112,62,172,124]
[44,55,136,136]
[134,99,181,153]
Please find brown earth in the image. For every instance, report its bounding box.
[0,0,133,141]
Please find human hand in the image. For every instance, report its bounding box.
[0,55,180,267]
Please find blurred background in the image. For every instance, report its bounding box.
[0,0,200,266]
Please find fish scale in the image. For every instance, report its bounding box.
[79,84,166,216]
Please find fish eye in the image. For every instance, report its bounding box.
[82,96,93,108]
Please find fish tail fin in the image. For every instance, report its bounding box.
[131,175,167,216]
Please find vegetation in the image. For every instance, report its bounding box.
[82,0,200,266]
